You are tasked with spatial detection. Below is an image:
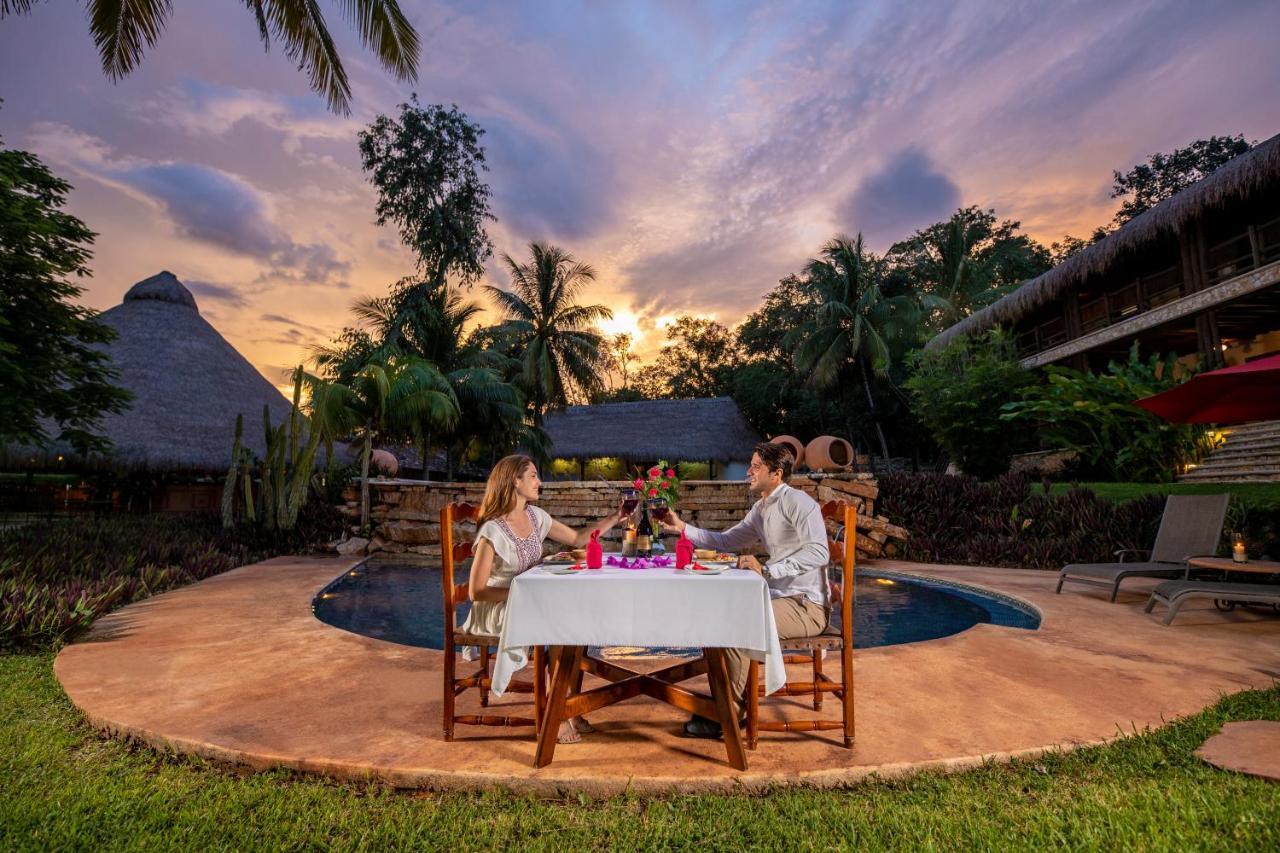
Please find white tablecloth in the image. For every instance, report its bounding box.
[490,563,786,697]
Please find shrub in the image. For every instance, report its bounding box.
[1001,344,1215,482]
[877,471,1167,569]
[905,329,1036,479]
[0,503,345,651]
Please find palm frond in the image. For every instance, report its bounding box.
[87,0,172,80]
[259,0,352,115]
[334,0,419,83]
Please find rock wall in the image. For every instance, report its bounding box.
[335,473,906,560]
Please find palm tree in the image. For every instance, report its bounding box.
[792,234,913,462]
[485,242,613,422]
[322,280,524,478]
[330,357,459,527]
[0,1,419,116]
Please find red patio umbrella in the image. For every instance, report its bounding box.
[1133,352,1280,423]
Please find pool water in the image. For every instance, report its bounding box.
[313,560,1039,653]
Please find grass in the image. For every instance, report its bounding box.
[2,653,1278,850]
[1040,481,1280,508]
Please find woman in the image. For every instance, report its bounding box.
[463,454,627,743]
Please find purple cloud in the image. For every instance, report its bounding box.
[838,149,960,251]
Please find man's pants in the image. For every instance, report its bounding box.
[716,595,828,713]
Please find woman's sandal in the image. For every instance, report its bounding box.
[557,719,581,744]
[572,716,595,734]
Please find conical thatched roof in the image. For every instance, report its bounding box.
[16,272,292,471]
[541,397,761,462]
[928,131,1280,351]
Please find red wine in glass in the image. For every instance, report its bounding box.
[621,489,640,515]
[648,498,669,522]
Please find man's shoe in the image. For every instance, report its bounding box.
[681,714,748,739]
[681,715,723,739]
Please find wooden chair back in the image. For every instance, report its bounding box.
[820,499,857,631]
[440,501,478,635]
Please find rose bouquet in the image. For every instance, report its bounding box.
[632,459,681,505]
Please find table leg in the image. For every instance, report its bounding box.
[534,645,581,768]
[705,648,748,771]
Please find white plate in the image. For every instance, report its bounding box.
[543,564,585,575]
[681,564,727,575]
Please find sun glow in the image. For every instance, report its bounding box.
[598,308,643,339]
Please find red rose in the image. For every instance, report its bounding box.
[648,488,658,497]
[665,468,675,478]
[648,467,660,478]
[633,478,644,489]
[660,480,669,488]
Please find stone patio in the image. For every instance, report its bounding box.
[54,556,1280,794]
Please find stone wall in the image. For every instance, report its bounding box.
[335,473,906,560]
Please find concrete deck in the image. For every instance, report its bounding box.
[54,556,1280,794]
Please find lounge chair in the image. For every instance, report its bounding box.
[1055,493,1229,602]
[1144,579,1280,625]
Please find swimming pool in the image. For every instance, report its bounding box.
[313,559,1040,653]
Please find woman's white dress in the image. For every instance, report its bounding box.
[460,505,552,647]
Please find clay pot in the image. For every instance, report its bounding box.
[769,435,805,468]
[370,448,399,478]
[805,436,853,472]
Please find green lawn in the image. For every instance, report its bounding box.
[2,654,1278,850]
[1042,481,1280,508]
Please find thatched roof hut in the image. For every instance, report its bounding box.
[541,397,761,463]
[14,272,292,471]
[928,132,1280,351]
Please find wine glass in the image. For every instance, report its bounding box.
[648,497,670,523]
[620,488,640,517]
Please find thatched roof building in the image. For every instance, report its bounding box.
[16,272,292,471]
[541,397,761,464]
[929,132,1280,369]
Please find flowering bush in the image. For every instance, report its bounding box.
[632,458,681,505]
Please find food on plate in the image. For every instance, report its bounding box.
[547,551,575,561]
[694,549,736,562]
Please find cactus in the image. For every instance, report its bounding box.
[221,366,332,532]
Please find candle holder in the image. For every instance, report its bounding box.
[1232,536,1247,563]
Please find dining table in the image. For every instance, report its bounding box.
[489,556,786,770]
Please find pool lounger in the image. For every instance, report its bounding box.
[1144,579,1280,626]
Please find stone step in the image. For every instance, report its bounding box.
[1201,449,1280,465]
[1186,456,1280,473]
[1211,436,1280,453]
[1219,422,1280,440]
[1179,463,1280,481]
[1177,471,1280,482]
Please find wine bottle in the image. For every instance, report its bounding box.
[636,510,653,557]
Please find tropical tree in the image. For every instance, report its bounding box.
[643,317,741,399]
[886,207,1051,332]
[485,243,612,422]
[330,358,459,527]
[732,274,841,440]
[1110,134,1252,226]
[0,1,420,116]
[359,99,495,289]
[792,234,915,461]
[314,278,522,478]
[0,127,131,455]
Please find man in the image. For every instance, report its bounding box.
[658,441,829,739]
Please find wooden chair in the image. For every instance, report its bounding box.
[441,501,546,741]
[745,499,855,748]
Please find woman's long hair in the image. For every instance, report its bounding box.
[477,454,535,527]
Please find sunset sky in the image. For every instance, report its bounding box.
[3,0,1278,392]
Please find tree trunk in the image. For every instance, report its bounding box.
[859,359,891,462]
[421,430,432,482]
[360,431,373,530]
